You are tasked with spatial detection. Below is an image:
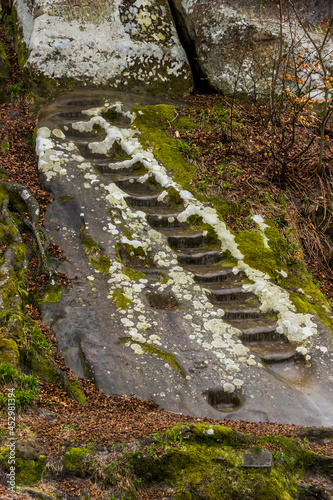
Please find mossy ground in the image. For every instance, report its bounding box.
[7,422,328,498]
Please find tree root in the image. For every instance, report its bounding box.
[23,217,52,279]
[0,181,53,277]
[0,180,40,223]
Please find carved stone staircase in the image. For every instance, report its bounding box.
[36,92,333,424]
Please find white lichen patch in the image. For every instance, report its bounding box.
[252,214,270,248]
[14,0,192,96]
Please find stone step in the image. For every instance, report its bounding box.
[62,125,105,141]
[167,231,204,250]
[146,210,186,229]
[227,319,277,332]
[241,325,281,343]
[59,96,105,109]
[177,249,222,266]
[249,342,298,364]
[126,193,166,208]
[53,110,87,120]
[92,161,138,175]
[193,267,242,284]
[206,286,254,302]
[222,301,263,319]
[115,176,160,193]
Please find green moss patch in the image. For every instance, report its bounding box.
[57,195,73,203]
[40,284,62,303]
[119,337,184,377]
[90,255,111,275]
[122,267,145,281]
[130,424,299,499]
[132,105,197,191]
[111,289,132,309]
[1,136,9,153]
[65,447,91,471]
[234,219,332,326]
[167,186,183,208]
[67,380,87,405]
[187,214,220,248]
[82,235,111,275]
[122,227,133,240]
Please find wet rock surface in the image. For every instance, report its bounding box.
[13,0,193,98]
[37,90,333,424]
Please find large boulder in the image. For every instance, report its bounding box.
[168,0,333,95]
[12,0,193,98]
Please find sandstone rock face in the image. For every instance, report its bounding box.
[169,0,280,94]
[13,0,193,98]
[169,0,333,95]
[0,41,10,102]
[36,90,333,425]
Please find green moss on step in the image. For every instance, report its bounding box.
[167,186,183,208]
[132,105,197,191]
[124,243,146,257]
[159,272,170,284]
[132,161,149,176]
[111,289,132,309]
[122,267,145,281]
[187,214,220,249]
[119,337,184,377]
[90,255,111,275]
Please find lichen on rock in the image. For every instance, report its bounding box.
[13,0,193,98]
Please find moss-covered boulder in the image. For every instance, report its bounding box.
[12,0,193,99]
[0,446,46,485]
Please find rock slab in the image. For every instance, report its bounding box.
[13,0,193,97]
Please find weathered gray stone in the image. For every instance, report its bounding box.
[36,91,333,425]
[168,0,333,95]
[13,0,193,98]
